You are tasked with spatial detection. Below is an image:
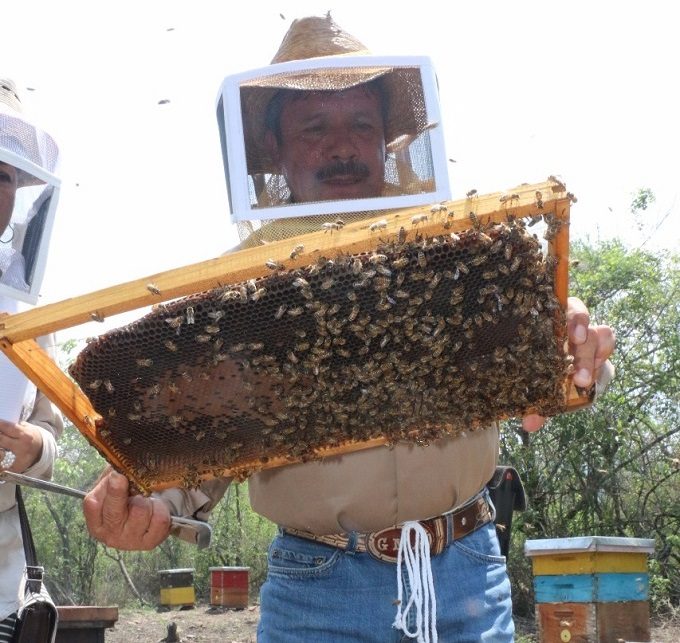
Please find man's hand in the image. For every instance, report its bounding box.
[0,419,44,472]
[522,296,616,432]
[83,468,171,550]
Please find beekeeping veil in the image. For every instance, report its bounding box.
[216,14,450,246]
[0,78,60,304]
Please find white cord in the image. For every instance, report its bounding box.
[392,521,438,643]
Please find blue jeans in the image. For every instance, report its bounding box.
[257,520,514,641]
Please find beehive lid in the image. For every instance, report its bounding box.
[524,536,656,557]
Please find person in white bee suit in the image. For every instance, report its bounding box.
[0,77,63,643]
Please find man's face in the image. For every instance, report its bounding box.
[268,86,387,203]
[0,161,18,236]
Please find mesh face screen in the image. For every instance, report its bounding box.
[69,214,571,490]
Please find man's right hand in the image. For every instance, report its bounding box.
[83,468,171,550]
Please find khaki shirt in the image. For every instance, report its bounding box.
[161,426,498,539]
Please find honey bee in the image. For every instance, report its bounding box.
[251,287,267,301]
[289,243,305,259]
[88,379,102,390]
[322,221,342,232]
[417,251,427,269]
[248,341,264,351]
[265,258,284,270]
[127,414,141,422]
[397,226,407,244]
[168,382,180,394]
[90,311,105,323]
[165,315,183,330]
[369,219,388,232]
[168,415,183,428]
[136,358,153,367]
[146,283,161,295]
[369,253,388,265]
[275,304,287,319]
[220,289,240,302]
[392,256,410,269]
[186,306,195,324]
[195,334,211,343]
[411,214,428,226]
[466,189,478,198]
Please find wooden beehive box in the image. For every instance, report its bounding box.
[525,536,655,642]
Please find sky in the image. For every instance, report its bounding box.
[2,0,678,343]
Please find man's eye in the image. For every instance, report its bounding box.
[0,172,11,183]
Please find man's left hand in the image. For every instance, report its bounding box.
[0,419,44,472]
[522,296,616,432]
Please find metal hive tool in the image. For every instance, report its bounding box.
[0,179,587,494]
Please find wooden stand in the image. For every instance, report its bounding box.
[56,606,119,643]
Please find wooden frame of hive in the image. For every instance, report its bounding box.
[0,178,584,492]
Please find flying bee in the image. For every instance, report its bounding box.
[466,189,478,198]
[322,221,342,232]
[146,283,161,295]
[369,219,388,232]
[265,258,284,270]
[136,358,153,367]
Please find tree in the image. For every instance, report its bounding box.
[502,238,680,614]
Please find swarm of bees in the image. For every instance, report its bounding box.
[70,213,571,489]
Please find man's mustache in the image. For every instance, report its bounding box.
[316,160,370,181]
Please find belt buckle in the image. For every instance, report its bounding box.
[366,523,436,564]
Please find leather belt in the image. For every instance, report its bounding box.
[282,494,494,564]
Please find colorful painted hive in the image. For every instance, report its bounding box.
[158,568,196,607]
[525,536,655,643]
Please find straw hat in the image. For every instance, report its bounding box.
[0,78,46,187]
[240,14,428,175]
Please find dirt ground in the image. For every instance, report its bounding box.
[104,605,680,642]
